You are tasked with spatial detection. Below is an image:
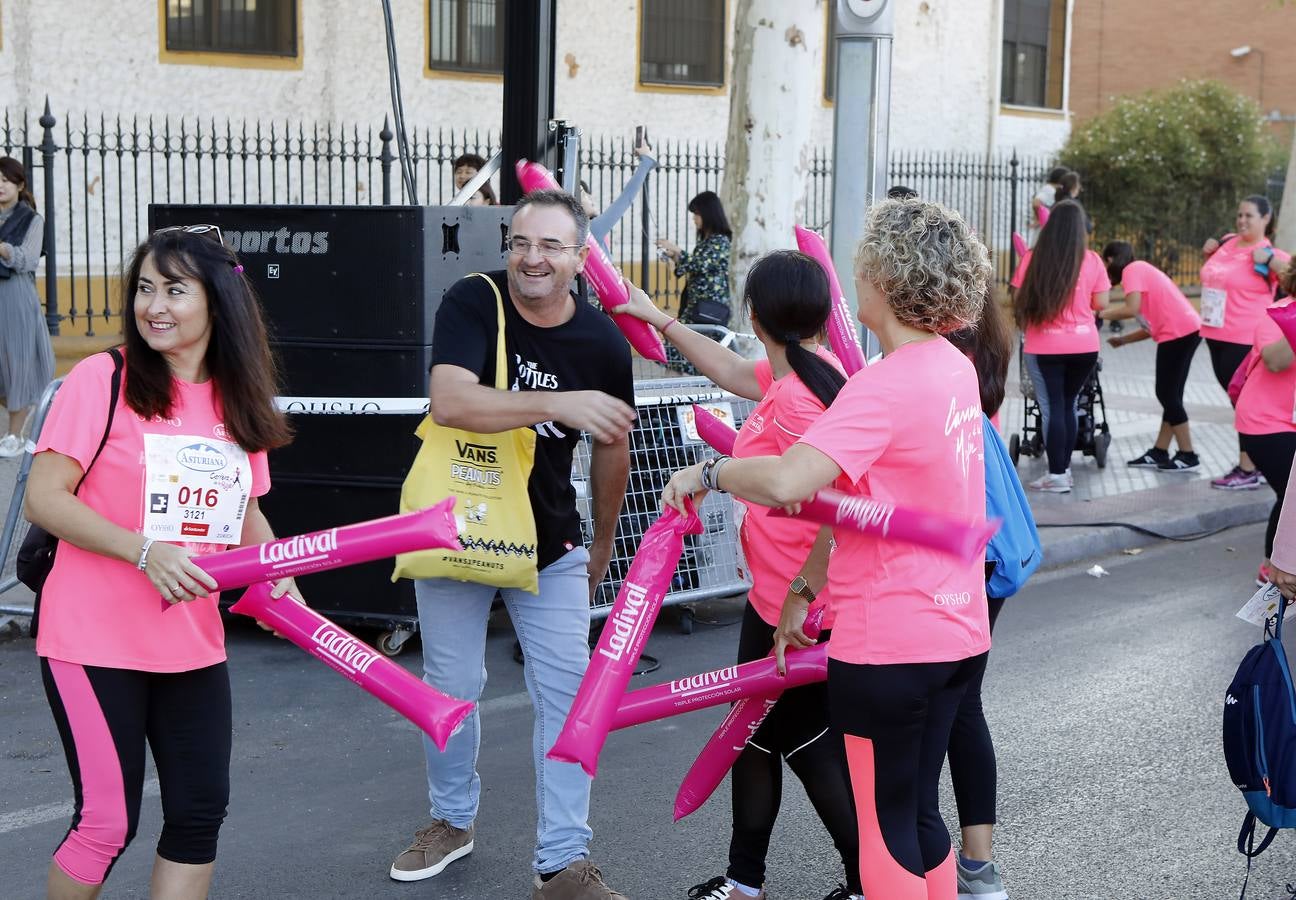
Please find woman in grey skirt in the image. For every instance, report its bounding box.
[0,157,55,457]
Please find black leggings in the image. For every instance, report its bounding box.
[1241,432,1296,558]
[1208,338,1252,453]
[1154,332,1201,427]
[947,596,1006,828]
[41,659,232,885]
[829,652,987,897]
[727,603,860,893]
[1030,352,1098,474]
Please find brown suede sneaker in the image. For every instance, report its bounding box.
[531,859,628,899]
[388,820,474,882]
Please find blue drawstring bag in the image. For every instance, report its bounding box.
[982,414,1042,598]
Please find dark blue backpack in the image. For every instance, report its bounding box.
[1224,600,1296,896]
[982,415,1042,599]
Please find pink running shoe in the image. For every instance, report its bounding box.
[1212,466,1262,491]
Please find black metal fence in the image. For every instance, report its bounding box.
[6,102,1268,338]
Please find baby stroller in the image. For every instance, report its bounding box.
[1008,348,1112,469]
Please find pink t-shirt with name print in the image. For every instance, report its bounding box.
[1119,260,1200,343]
[733,347,844,628]
[797,338,990,666]
[1236,303,1296,436]
[1200,238,1291,346]
[34,353,270,673]
[1011,249,1112,355]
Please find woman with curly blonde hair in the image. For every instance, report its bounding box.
[661,198,992,900]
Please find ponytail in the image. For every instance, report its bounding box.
[785,340,847,409]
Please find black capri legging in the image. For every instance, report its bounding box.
[1027,351,1098,475]
[1154,332,1201,427]
[41,659,232,885]
[1241,431,1296,558]
[1206,337,1252,393]
[947,595,1005,827]
[726,603,861,893]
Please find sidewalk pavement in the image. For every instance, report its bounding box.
[1004,330,1273,574]
[0,330,1275,621]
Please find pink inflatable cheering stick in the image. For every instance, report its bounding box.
[1269,304,1296,349]
[772,489,999,563]
[229,583,472,750]
[1037,203,1051,228]
[1012,232,1028,258]
[190,497,460,592]
[515,160,668,363]
[691,404,737,455]
[794,225,866,376]
[674,603,826,820]
[547,504,703,776]
[610,639,827,731]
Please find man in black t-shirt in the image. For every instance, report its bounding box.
[389,190,634,900]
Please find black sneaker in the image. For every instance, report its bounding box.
[1157,451,1200,473]
[1127,447,1170,467]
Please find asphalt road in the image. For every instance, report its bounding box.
[1,524,1293,899]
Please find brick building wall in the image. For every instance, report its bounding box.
[1070,0,1296,124]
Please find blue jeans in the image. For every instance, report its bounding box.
[414,546,594,874]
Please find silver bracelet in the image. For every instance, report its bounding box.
[701,455,731,493]
[136,538,155,571]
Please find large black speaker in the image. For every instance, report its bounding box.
[148,204,512,346]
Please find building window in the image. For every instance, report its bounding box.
[824,10,836,102]
[640,0,726,88]
[1001,0,1066,109]
[428,0,505,75]
[165,0,297,57]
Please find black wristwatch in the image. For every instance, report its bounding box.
[789,576,816,602]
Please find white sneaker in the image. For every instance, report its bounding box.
[0,434,24,458]
[1064,468,1073,486]
[1028,472,1071,493]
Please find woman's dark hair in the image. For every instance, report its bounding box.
[744,250,845,409]
[947,295,1012,418]
[1241,194,1276,238]
[475,181,498,205]
[452,153,486,172]
[1046,166,1070,184]
[887,185,918,200]
[121,229,292,453]
[1101,240,1136,286]
[687,191,732,241]
[0,157,37,209]
[1013,200,1088,329]
[1055,171,1080,205]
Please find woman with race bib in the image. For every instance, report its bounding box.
[1200,195,1290,490]
[615,252,861,900]
[25,226,294,899]
[660,198,991,900]
[1011,200,1111,493]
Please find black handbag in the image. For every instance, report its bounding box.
[19,348,123,638]
[689,299,732,327]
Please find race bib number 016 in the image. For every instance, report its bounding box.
[142,434,253,545]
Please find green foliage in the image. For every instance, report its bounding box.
[1059,80,1283,266]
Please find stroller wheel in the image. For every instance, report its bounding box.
[1094,430,1111,468]
[1008,433,1021,467]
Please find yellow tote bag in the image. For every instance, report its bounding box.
[392,273,540,592]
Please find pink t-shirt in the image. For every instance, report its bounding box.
[1119,260,1200,343]
[733,347,844,628]
[1235,304,1296,436]
[1200,238,1291,345]
[35,353,271,672]
[1011,249,1112,354]
[798,338,990,666]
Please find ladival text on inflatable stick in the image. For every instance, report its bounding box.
[673,603,826,821]
[691,404,737,455]
[771,489,1000,564]
[793,225,866,375]
[515,160,667,363]
[547,504,703,776]
[191,497,459,592]
[229,582,473,751]
[610,640,827,731]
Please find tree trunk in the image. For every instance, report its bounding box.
[1275,123,1296,252]
[721,0,824,327]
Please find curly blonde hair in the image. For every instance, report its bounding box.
[853,198,991,335]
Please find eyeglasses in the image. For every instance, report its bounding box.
[505,236,582,259]
[154,224,225,246]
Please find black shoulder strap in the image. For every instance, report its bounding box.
[72,347,123,496]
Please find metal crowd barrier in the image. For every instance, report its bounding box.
[0,378,64,617]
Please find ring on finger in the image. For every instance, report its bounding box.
[170,584,184,594]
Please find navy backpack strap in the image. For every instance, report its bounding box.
[1237,812,1280,900]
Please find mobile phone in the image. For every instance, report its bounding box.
[635,125,647,147]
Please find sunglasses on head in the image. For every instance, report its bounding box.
[154,224,225,247]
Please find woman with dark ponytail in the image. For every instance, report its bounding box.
[0,156,55,456]
[615,252,861,900]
